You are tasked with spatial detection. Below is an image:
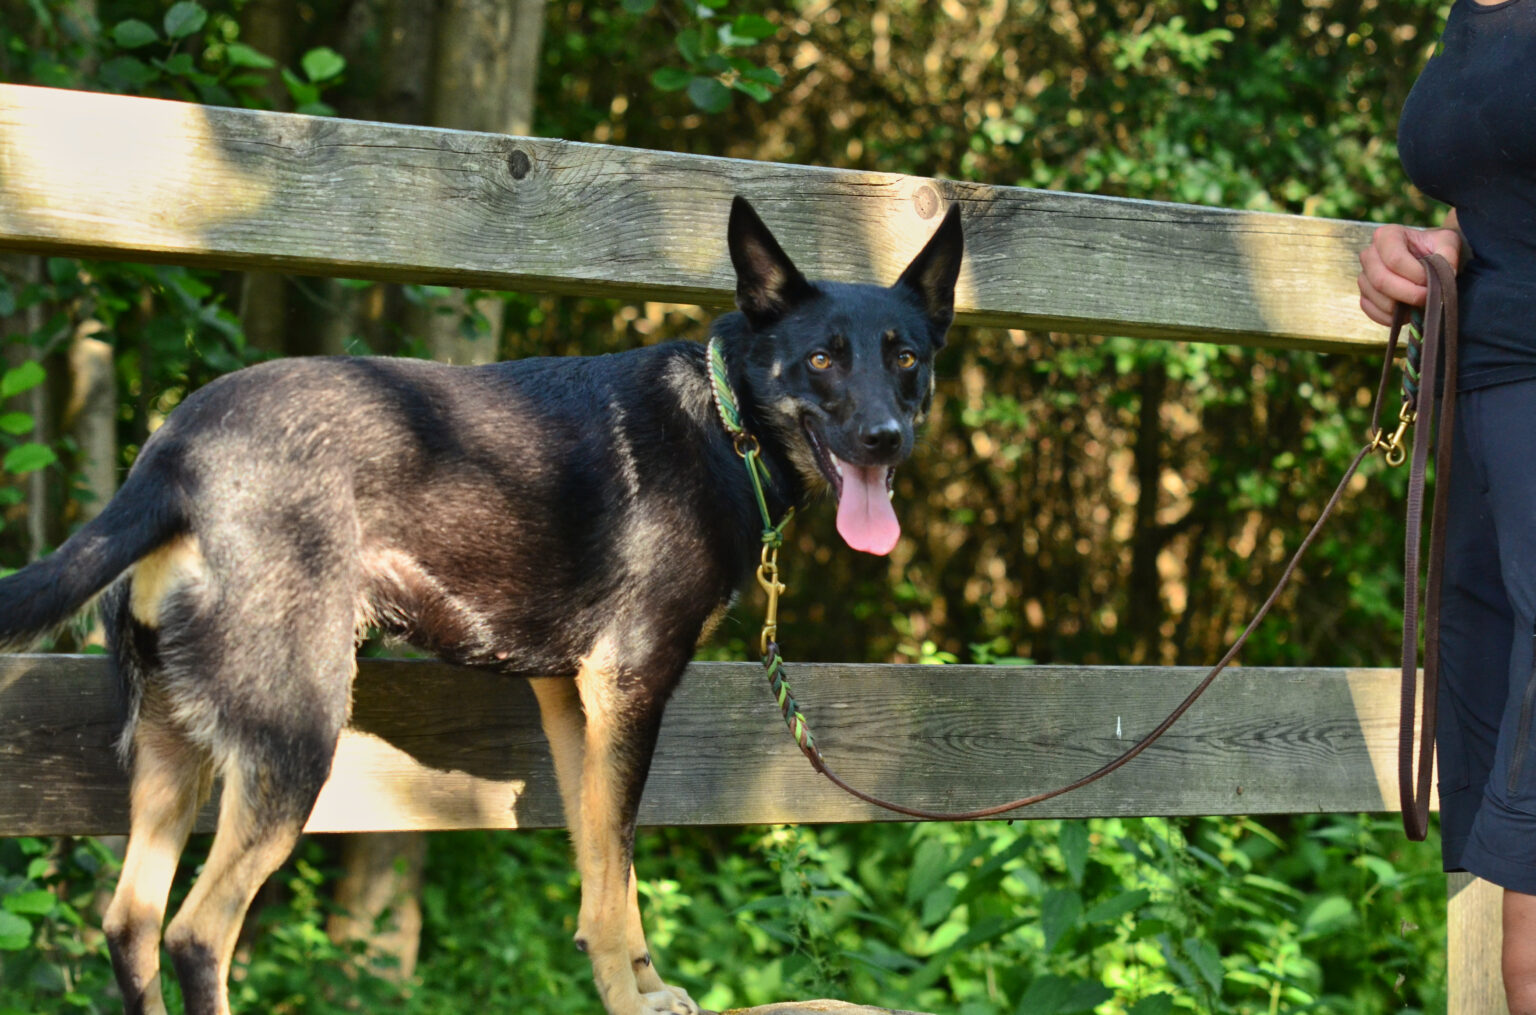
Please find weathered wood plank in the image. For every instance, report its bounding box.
[1448,873,1508,1015]
[0,84,1381,352]
[0,655,1422,835]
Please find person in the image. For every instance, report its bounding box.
[1356,1,1536,1010]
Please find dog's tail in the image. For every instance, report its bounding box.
[0,458,186,650]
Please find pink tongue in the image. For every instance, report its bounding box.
[834,457,900,555]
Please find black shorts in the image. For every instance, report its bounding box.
[1439,378,1536,893]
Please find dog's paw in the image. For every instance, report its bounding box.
[640,984,706,1015]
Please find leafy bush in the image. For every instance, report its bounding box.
[0,816,1442,1013]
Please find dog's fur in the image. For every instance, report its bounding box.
[0,197,962,1015]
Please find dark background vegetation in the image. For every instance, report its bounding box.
[0,0,1453,1012]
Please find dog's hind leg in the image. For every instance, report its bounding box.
[143,497,360,1014]
[103,717,213,1015]
[557,641,703,1015]
[160,651,354,1013]
[162,756,316,1015]
[529,678,680,1002]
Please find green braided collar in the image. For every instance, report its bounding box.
[706,336,746,440]
[706,337,794,543]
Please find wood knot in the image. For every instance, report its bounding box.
[913,185,939,220]
[508,149,532,180]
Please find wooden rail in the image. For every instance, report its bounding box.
[0,655,1417,835]
[0,85,1492,1011]
[0,83,1381,352]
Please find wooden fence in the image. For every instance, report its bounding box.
[0,83,1497,1012]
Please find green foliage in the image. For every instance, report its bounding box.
[0,837,120,1011]
[6,0,276,107]
[285,45,347,116]
[658,5,781,112]
[225,844,409,1012]
[591,0,782,113]
[0,817,1446,1012]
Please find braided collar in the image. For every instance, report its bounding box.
[705,337,793,539]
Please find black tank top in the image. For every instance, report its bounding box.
[1398,0,1536,391]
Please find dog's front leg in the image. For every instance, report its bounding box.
[529,679,683,999]
[531,656,702,1015]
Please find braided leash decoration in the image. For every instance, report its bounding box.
[764,639,825,772]
[1403,311,1424,402]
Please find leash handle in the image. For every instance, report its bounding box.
[1398,252,1458,841]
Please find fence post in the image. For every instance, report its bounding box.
[1448,872,1507,1013]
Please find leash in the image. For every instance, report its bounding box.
[1396,253,1457,841]
[709,260,1453,828]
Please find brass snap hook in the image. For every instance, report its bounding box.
[757,545,786,656]
[1370,401,1415,468]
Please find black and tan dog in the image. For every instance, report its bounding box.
[0,197,962,1015]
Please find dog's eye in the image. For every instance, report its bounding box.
[808,351,832,371]
[895,350,917,370]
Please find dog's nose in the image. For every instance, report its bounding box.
[859,419,903,457]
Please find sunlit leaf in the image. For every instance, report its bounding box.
[0,910,31,950]
[1,361,46,399]
[3,889,56,915]
[730,14,776,40]
[731,78,771,103]
[3,443,57,475]
[1302,894,1357,937]
[301,46,346,83]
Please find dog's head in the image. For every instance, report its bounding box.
[725,196,963,556]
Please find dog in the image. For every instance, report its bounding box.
[0,196,962,1015]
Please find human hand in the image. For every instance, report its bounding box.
[1357,224,1463,326]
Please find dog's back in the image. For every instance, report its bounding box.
[102,342,761,698]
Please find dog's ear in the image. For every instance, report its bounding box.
[728,197,816,329]
[894,203,964,346]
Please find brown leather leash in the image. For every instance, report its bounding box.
[1397,252,1458,841]
[734,256,1455,831]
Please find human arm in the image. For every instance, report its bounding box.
[1357,208,1466,326]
